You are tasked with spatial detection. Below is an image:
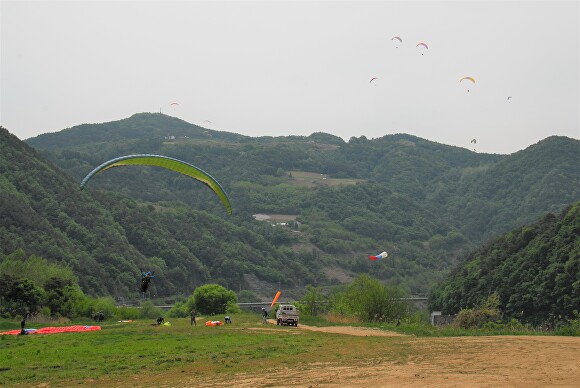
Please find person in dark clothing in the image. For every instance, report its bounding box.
[20,318,28,335]
[225,315,232,324]
[190,309,197,326]
[140,271,155,293]
[157,317,164,326]
[262,308,268,324]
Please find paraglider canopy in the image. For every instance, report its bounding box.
[140,271,155,293]
[416,42,428,55]
[460,76,476,92]
[80,154,232,216]
[391,36,402,48]
[369,251,388,261]
[460,76,476,84]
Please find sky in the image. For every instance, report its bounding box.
[1,0,578,154]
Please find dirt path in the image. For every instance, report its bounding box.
[287,321,406,337]
[201,323,580,387]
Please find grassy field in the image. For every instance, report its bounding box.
[0,313,408,386]
[1,312,578,386]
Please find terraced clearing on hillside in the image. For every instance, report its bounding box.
[287,171,365,187]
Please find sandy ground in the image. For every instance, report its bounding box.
[195,322,580,387]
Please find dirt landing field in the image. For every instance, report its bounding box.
[199,325,580,387]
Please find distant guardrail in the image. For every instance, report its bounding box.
[121,297,428,312]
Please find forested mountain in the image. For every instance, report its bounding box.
[27,113,578,246]
[428,203,580,324]
[1,127,327,300]
[2,113,578,302]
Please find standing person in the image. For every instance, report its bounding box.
[262,308,268,324]
[190,308,196,326]
[20,317,28,335]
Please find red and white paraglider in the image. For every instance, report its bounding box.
[369,251,388,261]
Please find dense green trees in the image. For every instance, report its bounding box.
[0,250,104,319]
[192,284,238,315]
[2,113,579,307]
[329,274,409,322]
[429,203,580,325]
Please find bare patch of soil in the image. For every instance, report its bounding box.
[293,322,406,337]
[197,324,580,387]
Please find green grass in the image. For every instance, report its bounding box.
[301,314,578,337]
[2,312,576,385]
[0,312,410,386]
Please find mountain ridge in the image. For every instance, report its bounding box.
[1,113,577,301]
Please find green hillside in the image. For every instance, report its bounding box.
[26,113,579,245]
[1,127,326,300]
[4,113,578,302]
[429,202,580,324]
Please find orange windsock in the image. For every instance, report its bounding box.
[270,291,281,307]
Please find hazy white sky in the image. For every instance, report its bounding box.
[1,0,578,153]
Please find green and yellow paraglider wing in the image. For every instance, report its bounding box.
[80,154,232,215]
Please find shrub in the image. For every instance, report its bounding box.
[329,274,408,323]
[237,290,259,303]
[139,301,164,319]
[300,285,327,316]
[193,284,237,315]
[115,306,141,320]
[225,300,241,314]
[454,292,502,329]
[168,302,189,318]
[554,310,580,336]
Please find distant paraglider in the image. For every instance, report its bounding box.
[416,42,428,55]
[369,251,388,261]
[460,76,476,92]
[392,36,402,48]
[80,154,232,215]
[507,96,512,102]
[370,77,378,85]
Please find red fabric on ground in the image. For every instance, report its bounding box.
[0,325,101,335]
